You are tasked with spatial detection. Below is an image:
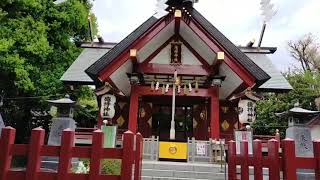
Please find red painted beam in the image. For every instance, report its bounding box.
[106,77,125,96]
[139,63,212,76]
[133,85,212,97]
[187,19,255,87]
[128,86,139,133]
[99,18,174,82]
[175,17,181,35]
[210,87,220,139]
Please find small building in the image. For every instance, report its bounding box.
[306,114,320,140]
[61,0,292,161]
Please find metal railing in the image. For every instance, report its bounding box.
[143,136,159,161]
[142,136,226,164]
[187,138,226,163]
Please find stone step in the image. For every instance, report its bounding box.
[142,161,225,173]
[142,169,225,179]
[141,176,224,180]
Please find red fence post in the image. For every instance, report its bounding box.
[282,138,297,180]
[26,127,45,180]
[134,133,143,180]
[0,127,16,180]
[58,129,75,180]
[268,139,280,180]
[240,140,249,180]
[253,139,263,180]
[121,130,134,180]
[313,140,320,180]
[89,129,103,180]
[228,140,237,180]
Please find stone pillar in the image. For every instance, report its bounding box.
[0,113,5,137]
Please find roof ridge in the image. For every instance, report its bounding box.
[85,16,159,82]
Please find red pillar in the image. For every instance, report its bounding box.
[97,113,103,129]
[128,85,139,133]
[210,87,220,139]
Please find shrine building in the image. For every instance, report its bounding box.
[61,0,292,151]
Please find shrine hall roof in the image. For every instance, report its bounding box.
[61,44,292,92]
[85,8,270,85]
[190,9,270,85]
[60,42,115,85]
[61,8,292,92]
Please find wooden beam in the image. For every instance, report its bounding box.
[139,63,212,76]
[99,18,174,81]
[187,19,256,87]
[174,10,181,35]
[133,85,212,97]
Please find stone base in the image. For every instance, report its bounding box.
[297,169,315,180]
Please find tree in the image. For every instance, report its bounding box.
[0,0,97,143]
[253,71,320,137]
[288,33,320,72]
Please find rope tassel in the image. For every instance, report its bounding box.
[184,84,188,95]
[195,80,199,92]
[165,84,170,93]
[162,84,165,94]
[188,83,192,92]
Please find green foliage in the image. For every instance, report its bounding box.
[253,71,320,137]
[73,86,98,127]
[76,159,121,175]
[101,159,121,175]
[0,0,98,143]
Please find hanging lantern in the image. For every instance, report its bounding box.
[238,99,256,124]
[100,94,116,119]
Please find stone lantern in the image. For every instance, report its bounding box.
[42,95,77,171]
[315,97,320,111]
[0,95,4,137]
[276,102,319,127]
[47,94,76,146]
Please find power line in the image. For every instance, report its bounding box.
[3,94,65,100]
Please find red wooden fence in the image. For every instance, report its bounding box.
[0,127,143,180]
[228,139,320,180]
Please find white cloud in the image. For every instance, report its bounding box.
[92,0,320,71]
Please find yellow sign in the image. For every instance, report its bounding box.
[159,141,187,160]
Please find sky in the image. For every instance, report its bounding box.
[91,0,320,72]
